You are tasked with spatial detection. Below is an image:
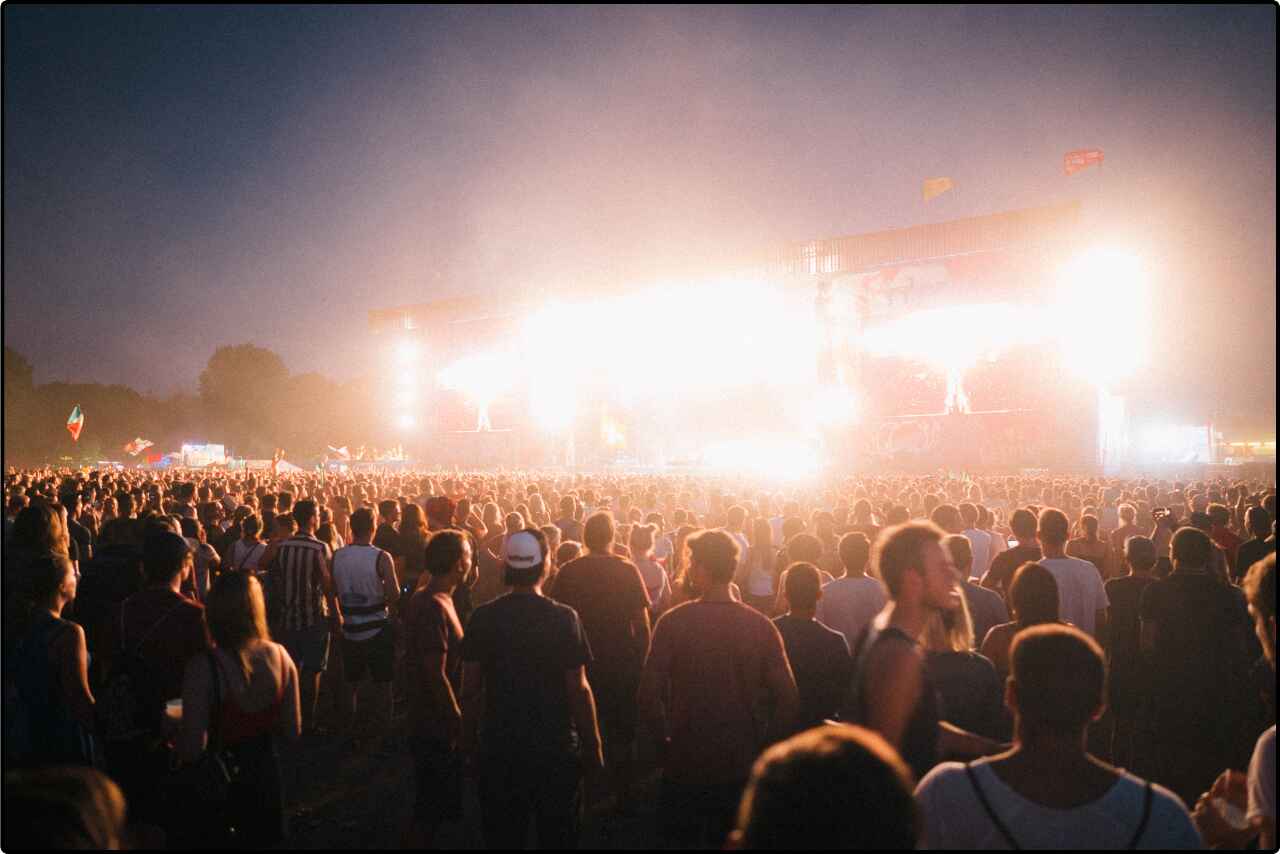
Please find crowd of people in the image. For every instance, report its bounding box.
[2,464,1276,849]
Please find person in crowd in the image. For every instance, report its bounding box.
[815,532,886,654]
[554,495,584,545]
[331,507,399,739]
[1192,552,1276,851]
[916,624,1201,849]
[772,562,852,730]
[401,529,470,848]
[179,516,221,603]
[630,523,671,618]
[1035,509,1109,640]
[1103,534,1157,767]
[982,508,1042,601]
[227,512,267,574]
[178,571,301,849]
[1066,514,1110,578]
[728,725,918,850]
[640,529,799,848]
[843,521,1003,782]
[74,517,146,665]
[460,528,604,849]
[958,502,992,582]
[1108,503,1143,578]
[4,502,73,596]
[921,589,1006,741]
[265,500,341,736]
[772,533,836,615]
[552,511,651,809]
[3,554,95,769]
[2,766,128,850]
[1138,525,1256,806]
[1207,503,1243,580]
[398,504,431,596]
[981,563,1062,681]
[59,487,95,564]
[941,535,1009,649]
[373,498,406,577]
[735,516,778,614]
[1235,506,1275,584]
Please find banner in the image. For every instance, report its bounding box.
[1064,148,1104,176]
[124,437,155,457]
[922,177,954,202]
[66,405,84,442]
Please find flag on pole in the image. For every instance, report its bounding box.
[1064,148,1104,176]
[66,405,84,442]
[922,177,954,202]
[124,437,155,456]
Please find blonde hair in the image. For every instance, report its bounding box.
[205,572,270,682]
[921,592,975,653]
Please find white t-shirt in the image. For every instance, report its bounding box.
[916,761,1202,850]
[1247,725,1276,825]
[963,528,993,581]
[1039,556,1110,638]
[816,575,887,650]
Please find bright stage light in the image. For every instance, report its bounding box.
[814,386,860,427]
[1054,248,1149,387]
[701,438,823,480]
[393,388,417,408]
[394,339,422,366]
[395,413,416,431]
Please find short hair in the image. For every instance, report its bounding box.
[1246,506,1271,538]
[727,505,747,527]
[1170,526,1213,568]
[292,499,318,528]
[941,535,972,576]
[240,513,262,539]
[583,511,615,553]
[1009,563,1059,625]
[1118,503,1136,524]
[1080,514,1099,538]
[378,499,398,519]
[784,563,822,611]
[873,522,944,598]
[930,504,962,532]
[688,529,740,584]
[276,491,293,512]
[1010,624,1105,732]
[630,523,656,557]
[423,529,467,578]
[1036,508,1069,547]
[556,540,582,566]
[1243,553,1276,622]
[1123,536,1157,572]
[785,533,823,564]
[350,507,376,539]
[143,531,192,584]
[837,532,871,575]
[559,495,575,514]
[736,725,917,850]
[1207,503,1231,526]
[958,502,978,527]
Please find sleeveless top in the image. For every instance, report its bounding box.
[5,613,94,768]
[850,621,939,781]
[332,544,390,641]
[210,651,287,746]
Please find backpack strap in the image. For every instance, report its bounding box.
[1126,780,1153,849]
[965,762,1021,850]
[126,599,187,657]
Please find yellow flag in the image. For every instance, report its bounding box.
[922,177,954,202]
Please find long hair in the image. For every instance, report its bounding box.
[402,503,429,544]
[11,503,70,558]
[921,593,976,654]
[205,572,270,683]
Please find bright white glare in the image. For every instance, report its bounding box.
[395,413,416,431]
[437,351,515,409]
[393,388,417,408]
[395,339,422,366]
[700,438,823,480]
[813,386,860,427]
[1053,249,1149,387]
[862,303,1034,370]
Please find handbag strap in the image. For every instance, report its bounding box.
[1126,780,1153,849]
[965,762,1021,850]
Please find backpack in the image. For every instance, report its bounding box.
[97,601,183,744]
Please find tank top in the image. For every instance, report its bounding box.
[5,613,94,768]
[332,544,390,641]
[850,621,939,782]
[211,651,287,746]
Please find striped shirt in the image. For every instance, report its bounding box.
[271,534,332,632]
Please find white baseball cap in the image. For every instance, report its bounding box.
[502,531,545,569]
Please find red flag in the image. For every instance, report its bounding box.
[66,405,84,442]
[1064,148,1104,176]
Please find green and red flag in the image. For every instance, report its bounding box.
[66,405,85,442]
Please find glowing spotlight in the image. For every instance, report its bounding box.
[700,437,823,480]
[394,339,422,366]
[395,413,416,431]
[814,387,860,427]
[393,388,417,409]
[1054,248,1148,387]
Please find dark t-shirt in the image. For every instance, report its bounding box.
[1236,537,1276,583]
[75,544,146,658]
[1104,574,1156,707]
[460,593,592,756]
[403,588,463,736]
[1139,569,1252,730]
[925,650,1005,741]
[961,582,1009,650]
[551,554,650,693]
[555,517,584,544]
[983,544,1043,598]
[772,614,851,730]
[113,587,212,703]
[373,523,405,559]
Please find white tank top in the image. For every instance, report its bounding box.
[332,544,389,640]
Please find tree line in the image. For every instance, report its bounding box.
[3,344,388,465]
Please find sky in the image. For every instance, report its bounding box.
[4,5,1276,421]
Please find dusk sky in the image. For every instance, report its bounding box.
[4,5,1275,420]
